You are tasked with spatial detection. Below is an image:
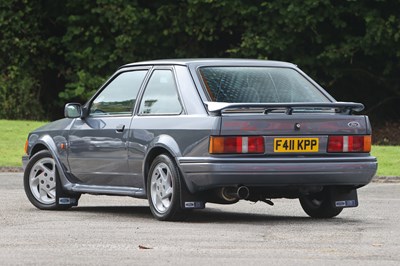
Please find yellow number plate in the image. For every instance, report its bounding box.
[274,138,319,153]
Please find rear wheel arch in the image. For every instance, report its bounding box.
[299,187,344,218]
[146,153,184,220]
[142,134,182,189]
[144,147,176,190]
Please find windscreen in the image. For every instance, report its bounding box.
[199,67,330,103]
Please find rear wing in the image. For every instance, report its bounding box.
[204,102,364,116]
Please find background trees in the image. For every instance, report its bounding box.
[1,0,399,123]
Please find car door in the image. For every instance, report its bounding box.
[67,68,149,187]
[127,68,184,186]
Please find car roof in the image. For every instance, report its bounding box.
[120,58,297,69]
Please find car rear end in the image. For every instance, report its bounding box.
[181,103,376,190]
[178,61,377,216]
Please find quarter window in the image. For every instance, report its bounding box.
[90,70,147,116]
[139,70,182,115]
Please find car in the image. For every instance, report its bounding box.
[22,59,377,221]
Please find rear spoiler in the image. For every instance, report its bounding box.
[204,102,364,115]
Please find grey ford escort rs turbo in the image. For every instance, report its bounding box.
[22,59,377,221]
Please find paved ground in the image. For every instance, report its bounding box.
[1,172,400,265]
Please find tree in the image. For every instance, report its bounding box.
[0,0,399,122]
[230,0,400,119]
[0,0,45,119]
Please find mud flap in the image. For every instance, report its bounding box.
[180,180,205,210]
[329,187,358,208]
[56,173,79,207]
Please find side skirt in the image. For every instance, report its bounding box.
[71,184,147,198]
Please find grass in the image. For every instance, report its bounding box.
[0,120,398,176]
[371,146,400,177]
[0,120,47,167]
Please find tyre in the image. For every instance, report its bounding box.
[24,150,72,210]
[299,188,343,219]
[147,154,183,221]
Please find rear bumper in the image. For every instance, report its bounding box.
[178,156,377,193]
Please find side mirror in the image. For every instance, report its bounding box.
[64,103,82,118]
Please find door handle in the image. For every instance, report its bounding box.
[116,124,125,133]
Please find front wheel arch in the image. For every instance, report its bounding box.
[29,143,48,158]
[24,150,69,210]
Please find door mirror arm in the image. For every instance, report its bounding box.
[81,106,89,119]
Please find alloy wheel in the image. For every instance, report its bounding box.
[28,157,56,205]
[150,162,173,214]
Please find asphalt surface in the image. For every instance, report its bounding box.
[1,172,400,265]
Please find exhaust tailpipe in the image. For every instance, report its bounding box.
[219,186,250,201]
[237,186,250,199]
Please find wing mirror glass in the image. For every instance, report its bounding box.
[64,103,82,118]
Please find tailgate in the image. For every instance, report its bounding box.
[220,113,370,155]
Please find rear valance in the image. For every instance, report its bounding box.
[204,102,364,115]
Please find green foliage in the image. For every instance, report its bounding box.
[0,0,399,121]
[58,1,159,100]
[0,67,43,120]
[0,0,45,119]
[228,0,400,119]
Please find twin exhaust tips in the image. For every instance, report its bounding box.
[217,186,274,206]
[219,186,250,202]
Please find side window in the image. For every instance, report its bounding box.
[90,70,147,116]
[139,70,182,115]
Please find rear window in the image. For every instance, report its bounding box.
[199,67,329,103]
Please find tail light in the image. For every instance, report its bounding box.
[328,135,371,153]
[209,136,265,154]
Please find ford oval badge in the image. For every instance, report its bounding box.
[348,121,361,128]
